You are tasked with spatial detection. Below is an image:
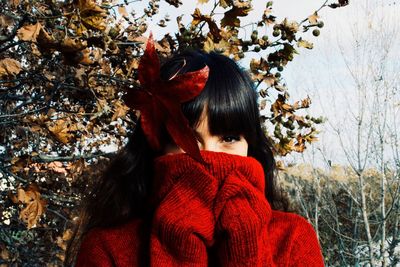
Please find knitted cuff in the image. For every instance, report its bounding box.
[150,152,221,266]
[213,167,272,266]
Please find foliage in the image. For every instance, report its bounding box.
[0,0,347,265]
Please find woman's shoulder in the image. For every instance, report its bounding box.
[270,210,318,240]
[269,210,324,266]
[271,209,312,224]
[84,218,147,244]
[76,218,149,266]
[104,218,145,233]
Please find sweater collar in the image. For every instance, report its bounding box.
[150,151,266,205]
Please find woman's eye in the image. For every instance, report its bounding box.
[221,135,241,143]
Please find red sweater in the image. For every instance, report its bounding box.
[75,151,324,266]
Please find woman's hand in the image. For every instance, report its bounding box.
[150,153,221,266]
[212,159,273,267]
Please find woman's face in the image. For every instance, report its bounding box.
[163,110,248,156]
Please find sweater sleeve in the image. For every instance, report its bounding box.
[213,158,325,267]
[150,155,222,266]
[289,219,325,267]
[75,230,114,267]
[213,164,274,267]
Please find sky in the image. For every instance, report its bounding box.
[131,0,400,169]
[276,0,400,168]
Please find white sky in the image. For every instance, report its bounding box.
[278,0,400,168]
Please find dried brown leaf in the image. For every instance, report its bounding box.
[111,100,130,121]
[63,229,73,241]
[0,247,9,260]
[13,185,46,229]
[0,15,14,28]
[301,96,311,108]
[17,23,42,42]
[118,6,129,17]
[10,0,20,7]
[305,133,318,143]
[47,120,74,144]
[75,67,86,86]
[0,58,21,77]
[264,74,276,86]
[221,3,252,27]
[82,14,106,31]
[191,8,222,41]
[48,161,68,175]
[10,156,30,174]
[79,48,94,65]
[191,8,205,27]
[220,0,233,8]
[77,0,105,14]
[275,160,285,170]
[31,44,41,56]
[61,38,87,53]
[165,0,182,7]
[203,36,230,54]
[297,38,313,49]
[127,58,139,76]
[282,18,299,33]
[66,159,86,176]
[308,12,319,24]
[56,229,73,250]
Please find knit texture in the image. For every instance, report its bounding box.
[75,151,325,266]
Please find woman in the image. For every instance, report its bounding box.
[65,37,325,266]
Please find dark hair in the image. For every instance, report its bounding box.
[65,50,289,266]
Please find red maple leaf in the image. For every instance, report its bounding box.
[124,33,209,162]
